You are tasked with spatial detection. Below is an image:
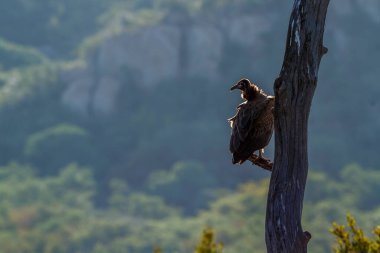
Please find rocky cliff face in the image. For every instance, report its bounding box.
[60,7,277,115]
[60,1,380,115]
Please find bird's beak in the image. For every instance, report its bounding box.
[230,83,242,91]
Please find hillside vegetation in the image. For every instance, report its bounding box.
[0,1,379,252]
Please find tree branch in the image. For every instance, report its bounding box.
[248,154,273,172]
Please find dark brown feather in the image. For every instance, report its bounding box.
[229,86,275,164]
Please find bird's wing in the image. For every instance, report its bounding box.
[229,98,273,153]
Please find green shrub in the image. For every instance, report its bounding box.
[331,214,380,253]
[194,229,224,253]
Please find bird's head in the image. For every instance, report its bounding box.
[230,78,251,91]
[230,78,258,101]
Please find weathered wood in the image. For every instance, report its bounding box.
[248,154,273,172]
[265,1,330,252]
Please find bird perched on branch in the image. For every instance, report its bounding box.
[228,78,275,164]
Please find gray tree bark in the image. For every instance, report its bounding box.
[265,1,330,252]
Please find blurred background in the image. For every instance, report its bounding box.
[0,0,379,252]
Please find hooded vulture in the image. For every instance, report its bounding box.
[228,78,275,164]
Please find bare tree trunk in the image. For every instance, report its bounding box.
[265,1,330,252]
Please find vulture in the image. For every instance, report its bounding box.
[228,78,275,164]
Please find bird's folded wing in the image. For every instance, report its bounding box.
[230,99,271,152]
[236,100,268,139]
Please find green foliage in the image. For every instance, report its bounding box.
[0,38,47,70]
[153,247,163,253]
[0,163,380,253]
[0,1,379,253]
[303,165,380,253]
[109,179,180,219]
[0,63,61,107]
[147,161,218,213]
[331,214,380,253]
[25,123,87,156]
[194,229,224,253]
[24,123,94,175]
[0,163,96,253]
[0,163,183,253]
[339,164,380,209]
[0,63,72,171]
[306,164,380,211]
[120,192,180,219]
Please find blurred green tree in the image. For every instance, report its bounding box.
[24,123,94,175]
[147,161,217,213]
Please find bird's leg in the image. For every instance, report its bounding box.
[248,150,273,171]
[258,149,271,163]
[251,149,265,161]
[259,149,264,158]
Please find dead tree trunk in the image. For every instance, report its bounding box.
[265,1,330,252]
